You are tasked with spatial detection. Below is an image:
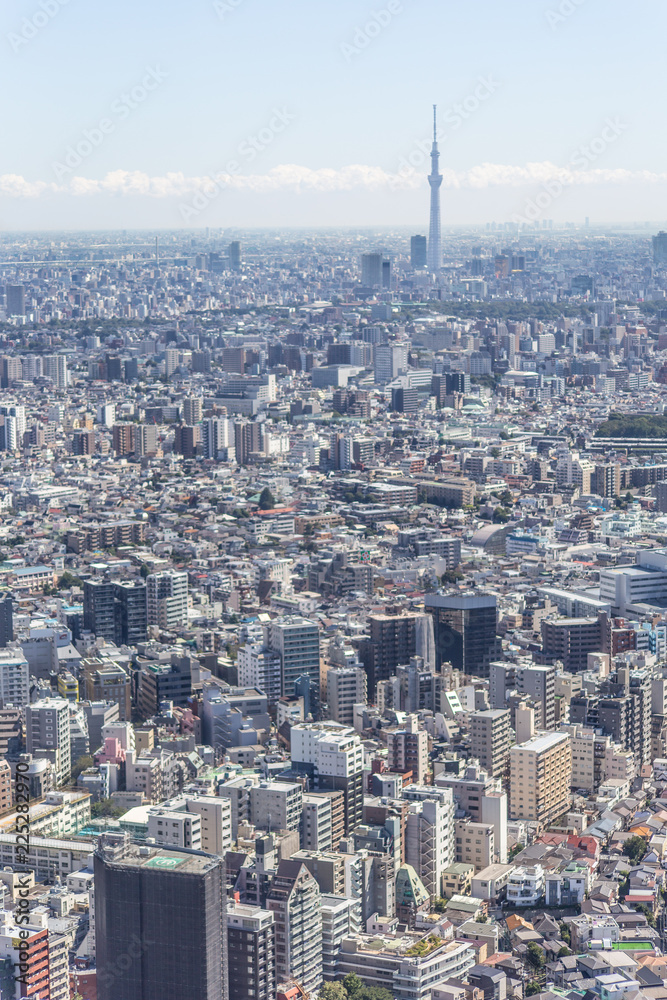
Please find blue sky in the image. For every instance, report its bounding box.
[1,0,666,229]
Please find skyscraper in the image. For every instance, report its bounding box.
[410,235,427,268]
[0,595,13,647]
[95,834,227,1000]
[425,593,501,677]
[427,105,443,271]
[6,285,25,316]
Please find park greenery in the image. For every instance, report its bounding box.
[596,413,667,438]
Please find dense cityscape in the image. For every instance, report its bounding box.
[0,205,666,1000]
[3,0,667,993]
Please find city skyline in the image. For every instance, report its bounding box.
[1,0,666,229]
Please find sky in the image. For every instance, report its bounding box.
[1,0,666,231]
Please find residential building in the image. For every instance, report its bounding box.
[146,570,189,630]
[469,709,511,778]
[290,723,365,833]
[509,731,572,824]
[266,859,322,994]
[26,698,71,785]
[226,902,276,1000]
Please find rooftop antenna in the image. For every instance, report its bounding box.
[433,103,437,142]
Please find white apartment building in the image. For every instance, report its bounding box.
[147,807,201,850]
[506,865,545,907]
[0,648,29,707]
[327,666,367,726]
[26,698,71,785]
[146,570,189,629]
[404,785,455,898]
[237,643,282,705]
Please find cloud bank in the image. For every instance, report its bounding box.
[1,162,667,199]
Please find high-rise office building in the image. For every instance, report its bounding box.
[229,240,242,268]
[410,234,427,268]
[360,252,384,287]
[95,835,227,1000]
[6,285,25,316]
[146,571,189,630]
[26,698,71,784]
[653,231,667,264]
[427,105,443,270]
[425,594,501,677]
[374,344,408,385]
[268,617,320,708]
[391,386,419,414]
[0,595,13,647]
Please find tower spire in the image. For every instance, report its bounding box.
[427,105,443,271]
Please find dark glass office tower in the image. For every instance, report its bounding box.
[425,593,501,678]
[0,595,13,647]
[95,835,226,1000]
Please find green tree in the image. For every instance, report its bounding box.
[91,799,126,819]
[559,922,571,946]
[319,984,348,1000]
[343,974,364,997]
[525,981,542,996]
[526,942,544,970]
[71,755,94,781]
[140,564,150,579]
[623,835,648,865]
[558,946,570,957]
[258,488,275,510]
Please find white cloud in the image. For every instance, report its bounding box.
[1,163,667,199]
